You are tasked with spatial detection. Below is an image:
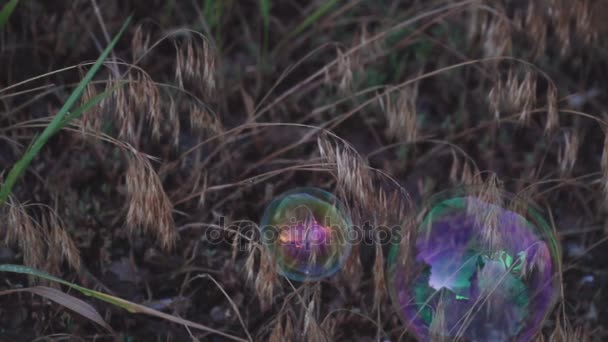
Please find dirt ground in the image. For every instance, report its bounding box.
[0,1,607,341]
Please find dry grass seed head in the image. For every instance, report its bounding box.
[372,242,386,313]
[268,318,284,342]
[517,71,538,123]
[449,149,460,184]
[573,0,596,46]
[523,2,548,59]
[111,73,133,139]
[336,48,354,94]
[320,314,338,341]
[130,71,162,140]
[131,24,151,61]
[106,70,162,143]
[79,67,103,136]
[511,185,538,217]
[472,174,504,249]
[546,319,589,342]
[317,138,373,206]
[488,69,537,122]
[349,23,384,69]
[461,161,474,185]
[488,77,503,120]
[174,36,216,100]
[304,300,331,342]
[189,102,223,137]
[429,295,450,342]
[545,85,559,135]
[601,130,608,208]
[40,214,62,277]
[380,84,418,143]
[196,171,208,209]
[255,250,277,312]
[466,0,482,44]
[338,239,362,293]
[549,0,571,56]
[169,96,180,147]
[5,197,46,274]
[44,208,81,273]
[374,187,410,228]
[557,129,580,177]
[125,153,177,251]
[460,161,482,186]
[548,0,597,54]
[373,188,413,310]
[269,313,296,342]
[244,242,257,283]
[479,4,512,58]
[5,201,81,283]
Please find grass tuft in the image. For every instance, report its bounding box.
[0,0,19,30]
[0,16,132,206]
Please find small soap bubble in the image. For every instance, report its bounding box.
[260,188,353,281]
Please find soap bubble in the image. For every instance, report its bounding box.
[388,190,559,341]
[260,188,353,281]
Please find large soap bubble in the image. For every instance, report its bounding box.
[260,188,353,281]
[388,190,559,341]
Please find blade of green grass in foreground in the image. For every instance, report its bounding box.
[0,0,19,30]
[273,0,339,53]
[288,0,338,39]
[0,264,249,342]
[0,286,113,333]
[260,0,271,57]
[0,16,132,206]
[259,0,270,32]
[60,83,125,126]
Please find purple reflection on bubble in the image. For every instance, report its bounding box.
[389,196,558,342]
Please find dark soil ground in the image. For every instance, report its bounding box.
[0,1,607,341]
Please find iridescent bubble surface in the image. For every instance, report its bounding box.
[260,188,353,281]
[388,192,559,342]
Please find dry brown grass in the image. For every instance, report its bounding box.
[125,152,176,252]
[1,0,607,340]
[5,197,46,274]
[254,248,278,312]
[174,34,216,101]
[488,69,537,122]
[535,318,590,342]
[4,197,81,281]
[380,83,419,143]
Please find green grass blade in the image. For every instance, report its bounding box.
[0,286,114,332]
[273,0,339,53]
[0,16,132,206]
[61,83,125,127]
[202,0,224,47]
[203,0,217,29]
[0,264,250,342]
[259,0,270,30]
[0,0,19,30]
[0,264,139,312]
[288,0,338,40]
[260,0,270,57]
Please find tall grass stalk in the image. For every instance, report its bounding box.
[0,16,132,206]
[0,0,19,30]
[0,264,249,341]
[260,0,271,58]
[288,0,339,40]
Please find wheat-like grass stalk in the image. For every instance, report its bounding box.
[0,17,131,206]
[125,152,177,251]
